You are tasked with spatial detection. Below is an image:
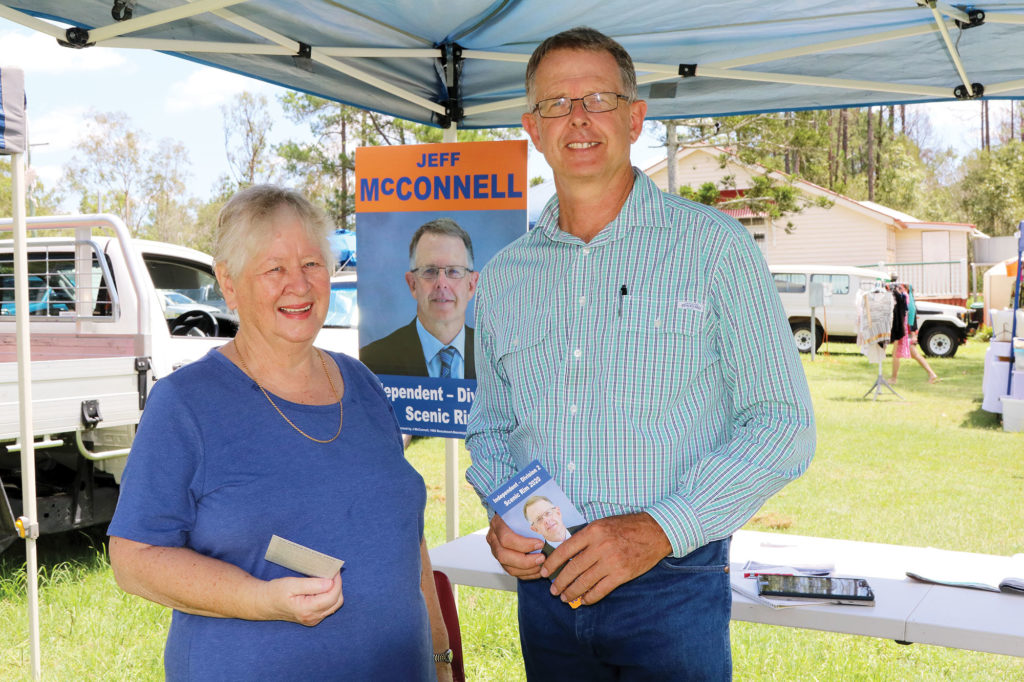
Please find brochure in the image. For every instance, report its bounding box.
[906,553,1024,594]
[487,460,587,604]
[264,534,344,579]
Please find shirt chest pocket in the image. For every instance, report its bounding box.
[610,296,706,418]
[493,313,558,417]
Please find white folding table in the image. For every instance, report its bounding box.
[430,529,1024,657]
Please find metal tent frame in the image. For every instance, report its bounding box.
[4,2,1024,678]
[1,2,1023,132]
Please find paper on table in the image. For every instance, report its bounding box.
[741,559,834,578]
[265,535,344,579]
[905,551,1024,594]
[740,541,836,578]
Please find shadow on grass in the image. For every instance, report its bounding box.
[810,348,864,357]
[961,401,1005,430]
[0,526,109,581]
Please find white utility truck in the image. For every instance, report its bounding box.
[1,215,240,552]
[770,264,973,358]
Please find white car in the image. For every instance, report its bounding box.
[315,271,359,358]
[769,264,970,357]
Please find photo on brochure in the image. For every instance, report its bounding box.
[486,460,588,584]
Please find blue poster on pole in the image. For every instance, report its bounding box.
[355,140,528,437]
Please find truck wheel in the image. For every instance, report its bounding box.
[919,324,958,358]
[791,322,823,353]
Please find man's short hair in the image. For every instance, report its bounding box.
[525,27,639,109]
[523,495,553,521]
[408,217,475,270]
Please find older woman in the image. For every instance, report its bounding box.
[108,186,451,681]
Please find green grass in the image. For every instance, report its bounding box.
[1,339,1022,680]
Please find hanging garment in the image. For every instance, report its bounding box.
[856,288,894,363]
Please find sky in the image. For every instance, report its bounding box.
[0,19,1014,211]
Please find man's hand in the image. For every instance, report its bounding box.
[542,512,671,605]
[486,514,545,579]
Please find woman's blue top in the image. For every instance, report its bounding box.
[109,348,431,680]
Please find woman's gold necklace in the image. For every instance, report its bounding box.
[236,346,343,444]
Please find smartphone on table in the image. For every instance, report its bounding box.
[755,574,875,606]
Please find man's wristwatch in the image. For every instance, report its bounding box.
[433,648,453,664]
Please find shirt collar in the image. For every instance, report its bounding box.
[415,318,466,360]
[533,168,670,245]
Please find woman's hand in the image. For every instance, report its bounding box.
[258,572,344,626]
[435,661,454,682]
[110,537,344,624]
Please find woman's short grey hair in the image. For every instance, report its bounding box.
[525,27,639,110]
[214,185,335,279]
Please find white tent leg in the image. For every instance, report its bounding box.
[444,438,459,542]
[442,121,459,541]
[12,150,41,680]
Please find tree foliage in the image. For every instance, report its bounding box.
[958,141,1024,236]
[0,157,63,217]
[63,112,149,233]
[276,92,517,230]
[662,106,966,230]
[222,92,276,190]
[62,111,196,241]
[45,93,1024,257]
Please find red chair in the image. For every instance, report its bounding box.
[433,570,466,682]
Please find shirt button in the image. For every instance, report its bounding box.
[653,318,662,329]
[567,461,576,473]
[581,247,591,256]
[578,295,586,305]
[573,348,582,358]
[512,337,519,346]
[569,404,578,415]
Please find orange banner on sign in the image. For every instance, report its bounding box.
[355,140,528,213]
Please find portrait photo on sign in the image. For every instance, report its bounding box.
[357,209,523,381]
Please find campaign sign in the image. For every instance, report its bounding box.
[355,140,527,437]
[381,375,476,437]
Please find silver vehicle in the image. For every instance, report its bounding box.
[157,289,222,320]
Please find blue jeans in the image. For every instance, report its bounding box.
[517,537,732,681]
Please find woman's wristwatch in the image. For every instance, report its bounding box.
[433,648,453,664]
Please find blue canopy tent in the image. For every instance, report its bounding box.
[2,2,1024,677]
[328,228,357,268]
[0,1,1023,132]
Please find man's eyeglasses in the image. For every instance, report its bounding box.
[410,265,473,281]
[532,92,628,118]
[529,508,558,525]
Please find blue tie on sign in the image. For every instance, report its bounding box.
[438,346,455,378]
[0,67,27,155]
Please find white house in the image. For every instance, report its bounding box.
[644,146,978,305]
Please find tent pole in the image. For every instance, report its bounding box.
[441,121,458,541]
[12,150,41,680]
[925,3,976,95]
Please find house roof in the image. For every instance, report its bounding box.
[860,200,976,233]
[646,145,977,233]
[719,206,765,220]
